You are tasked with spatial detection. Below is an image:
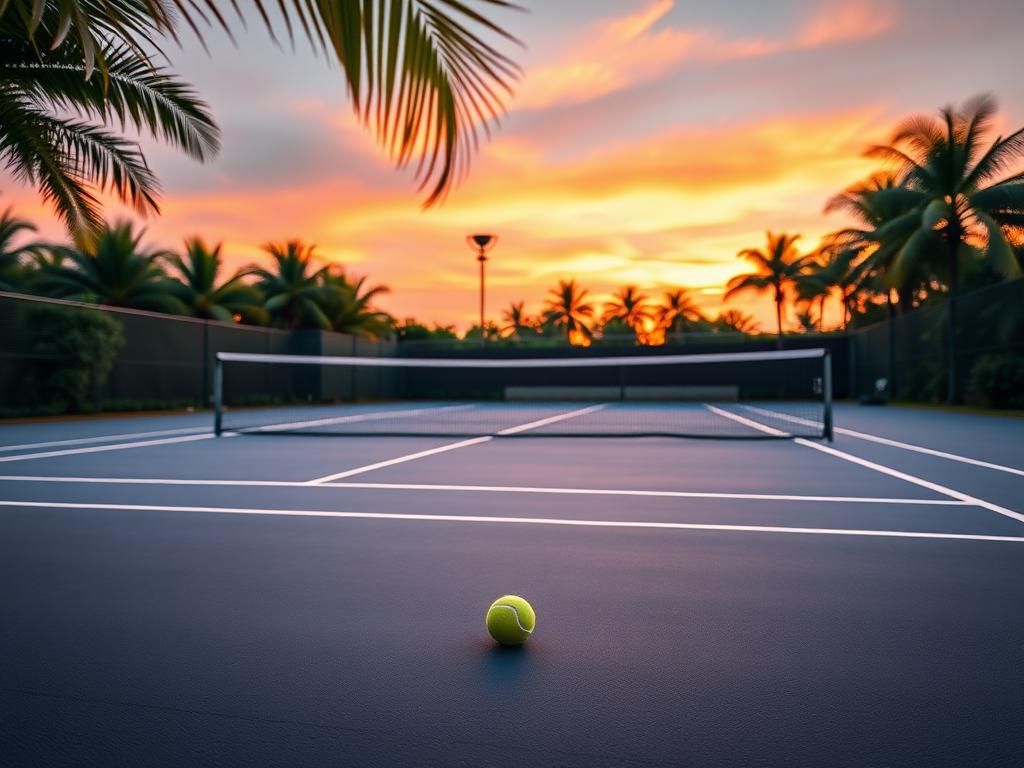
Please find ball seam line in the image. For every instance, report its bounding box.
[492,604,533,633]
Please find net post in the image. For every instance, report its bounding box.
[213,355,223,437]
[823,349,834,442]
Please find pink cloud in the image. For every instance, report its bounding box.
[514,0,897,111]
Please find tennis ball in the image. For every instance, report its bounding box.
[486,595,535,646]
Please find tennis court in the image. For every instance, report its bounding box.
[1,396,1022,766]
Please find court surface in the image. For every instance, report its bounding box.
[1,402,1022,767]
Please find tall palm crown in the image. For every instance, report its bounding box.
[319,268,394,339]
[0,7,219,236]
[164,238,265,324]
[33,220,183,312]
[501,301,534,338]
[725,232,813,345]
[601,286,653,334]
[543,279,595,341]
[252,240,330,330]
[867,94,1024,287]
[1,0,521,214]
[0,206,43,290]
[656,289,705,335]
[866,94,1024,400]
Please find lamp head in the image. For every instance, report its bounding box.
[467,233,497,252]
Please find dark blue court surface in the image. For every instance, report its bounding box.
[1,403,1023,767]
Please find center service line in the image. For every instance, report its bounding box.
[1,500,1022,544]
[305,404,608,484]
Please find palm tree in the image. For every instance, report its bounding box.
[715,310,759,335]
[601,285,653,339]
[824,173,925,318]
[2,0,521,212]
[792,246,858,331]
[0,10,219,237]
[251,240,331,330]
[724,232,814,347]
[33,220,184,312]
[865,94,1024,402]
[0,206,43,290]
[543,279,595,342]
[501,301,535,338]
[656,289,705,337]
[164,238,265,324]
[319,268,394,339]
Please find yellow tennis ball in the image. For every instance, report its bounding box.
[486,595,536,646]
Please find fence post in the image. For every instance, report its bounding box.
[823,350,833,442]
[213,355,223,436]
[202,322,210,406]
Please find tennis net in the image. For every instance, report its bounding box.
[213,348,832,440]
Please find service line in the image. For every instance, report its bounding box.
[0,474,968,506]
[1,500,1021,545]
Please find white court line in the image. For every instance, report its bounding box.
[0,475,969,506]
[247,404,474,432]
[305,436,493,484]
[703,404,790,437]
[1,499,1021,544]
[0,404,476,464]
[0,432,221,463]
[740,404,1024,478]
[795,439,1024,525]
[495,404,608,435]
[0,425,210,453]
[706,404,1024,526]
[305,403,609,484]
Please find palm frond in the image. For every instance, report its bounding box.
[1,0,523,207]
[2,39,221,161]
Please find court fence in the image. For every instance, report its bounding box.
[3,278,1021,417]
[0,291,395,417]
[849,277,1024,406]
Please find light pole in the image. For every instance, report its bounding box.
[467,233,497,344]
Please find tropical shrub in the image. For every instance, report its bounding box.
[965,354,1024,409]
[22,304,123,413]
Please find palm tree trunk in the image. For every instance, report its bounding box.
[774,289,783,349]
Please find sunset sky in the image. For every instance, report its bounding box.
[3,0,1023,331]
